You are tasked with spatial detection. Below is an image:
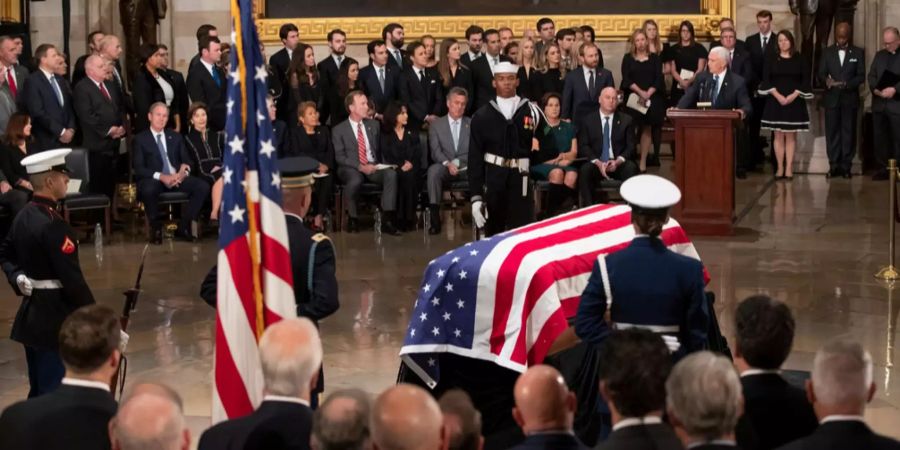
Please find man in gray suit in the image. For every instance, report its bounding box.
[0,36,28,110]
[0,65,17,133]
[426,87,470,235]
[334,90,401,235]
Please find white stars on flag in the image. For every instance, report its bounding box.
[228,205,245,223]
[419,312,428,322]
[431,327,440,336]
[443,312,451,321]
[445,283,454,292]
[228,136,245,154]
[436,269,445,278]
[259,139,276,158]
[458,270,467,280]
[454,329,462,338]
[222,167,233,184]
[457,299,465,309]
[255,65,268,82]
[431,297,440,307]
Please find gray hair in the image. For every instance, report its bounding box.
[149,102,169,115]
[111,392,186,450]
[884,26,900,38]
[709,46,731,66]
[313,389,372,450]
[666,351,742,441]
[811,338,873,407]
[447,86,469,100]
[259,317,323,397]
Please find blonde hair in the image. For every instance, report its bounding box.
[642,19,663,55]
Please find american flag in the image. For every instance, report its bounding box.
[400,204,707,387]
[213,0,296,422]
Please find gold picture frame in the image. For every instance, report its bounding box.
[254,0,737,44]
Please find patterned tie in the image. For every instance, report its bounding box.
[6,69,16,99]
[157,133,174,174]
[378,67,385,92]
[357,122,368,165]
[98,82,111,101]
[601,117,612,162]
[49,76,64,106]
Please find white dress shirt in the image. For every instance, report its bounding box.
[487,53,502,75]
[333,54,344,68]
[41,68,68,137]
[838,48,847,65]
[200,59,217,79]
[583,66,597,89]
[263,394,311,406]
[739,368,780,378]
[712,69,727,98]
[820,415,865,425]
[444,116,463,167]
[592,112,626,164]
[62,377,111,392]
[467,51,482,62]
[413,65,426,81]
[495,96,519,120]
[349,119,375,163]
[760,32,772,49]
[612,416,663,431]
[155,73,175,106]
[285,47,293,61]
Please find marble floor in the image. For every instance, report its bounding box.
[1,160,899,445]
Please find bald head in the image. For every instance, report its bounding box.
[110,393,190,450]
[371,384,447,450]
[259,317,323,399]
[313,389,372,450]
[835,22,851,46]
[123,382,184,412]
[512,365,576,434]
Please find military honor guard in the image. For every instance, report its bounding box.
[469,61,541,237]
[0,149,96,397]
[818,22,865,178]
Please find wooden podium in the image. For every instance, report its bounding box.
[667,109,742,236]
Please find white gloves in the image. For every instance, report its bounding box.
[119,330,130,353]
[16,274,32,296]
[472,201,488,229]
[662,335,681,353]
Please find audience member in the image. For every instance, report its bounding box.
[499,27,514,53]
[534,17,556,56]
[426,87,469,235]
[0,112,33,194]
[183,102,224,221]
[189,24,218,71]
[371,384,448,450]
[423,35,438,68]
[270,23,300,123]
[383,23,408,70]
[562,42,612,124]
[595,329,682,450]
[621,29,665,172]
[664,20,708,107]
[360,39,401,118]
[509,365,587,450]
[532,92,577,217]
[516,38,541,102]
[733,295,817,450]
[0,35,28,106]
[285,101,335,231]
[0,304,121,450]
[399,41,443,131]
[461,25,484,66]
[110,389,190,450]
[187,35,226,130]
[319,28,349,124]
[133,43,180,132]
[818,22,865,179]
[199,317,322,450]
[437,38,474,116]
[745,10,777,166]
[380,100,421,231]
[556,28,578,72]
[576,87,637,205]
[329,57,360,126]
[0,62,17,132]
[710,18,747,51]
[868,26,900,181]
[642,20,663,55]
[72,30,104,87]
[776,339,900,450]
[22,43,76,151]
[720,28,755,87]
[286,43,324,126]
[439,389,483,450]
[504,41,520,62]
[580,25,596,44]
[470,28,512,111]
[666,351,742,450]
[97,35,126,100]
[269,94,288,153]
[132,102,209,244]
[312,389,372,450]
[536,42,565,101]
[155,44,189,132]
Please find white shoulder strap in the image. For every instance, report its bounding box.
[597,254,612,309]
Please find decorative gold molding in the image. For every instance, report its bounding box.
[253,0,736,44]
[0,0,22,22]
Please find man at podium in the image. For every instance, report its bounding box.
[675,47,753,178]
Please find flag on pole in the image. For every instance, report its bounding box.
[212,0,296,423]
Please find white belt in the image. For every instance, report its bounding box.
[31,279,63,289]
[614,322,680,333]
[484,153,529,172]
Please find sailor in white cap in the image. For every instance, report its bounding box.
[0,148,96,397]
[575,174,709,360]
[469,61,543,236]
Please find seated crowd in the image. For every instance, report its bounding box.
[1,294,896,450]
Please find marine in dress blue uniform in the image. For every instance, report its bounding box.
[574,175,709,359]
[0,149,96,397]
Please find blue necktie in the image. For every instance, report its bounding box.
[601,117,612,162]
[156,133,174,174]
[211,67,222,87]
[712,74,720,106]
[49,76,64,106]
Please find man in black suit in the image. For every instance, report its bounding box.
[745,10,777,167]
[720,28,755,85]
[318,29,348,125]
[868,26,900,181]
[157,44,189,133]
[470,28,512,111]
[677,46,753,178]
[400,41,444,131]
[23,44,76,151]
[73,55,127,199]
[710,19,747,52]
[132,103,209,243]
[508,365,589,450]
[0,35,28,109]
[0,304,120,450]
[187,36,227,130]
[818,22,865,179]
[667,352,743,450]
[775,339,900,450]
[188,24,218,72]
[561,43,613,123]
[595,330,683,450]
[534,17,556,57]
[461,25,485,66]
[313,390,372,450]
[72,30,104,87]
[360,40,400,118]
[199,317,320,450]
[109,385,190,450]
[371,384,449,450]
[383,23,408,70]
[577,87,638,206]
[270,23,299,123]
[732,296,818,450]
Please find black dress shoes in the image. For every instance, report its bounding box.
[347,218,360,233]
[428,207,441,235]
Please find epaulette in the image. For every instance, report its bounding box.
[311,233,330,243]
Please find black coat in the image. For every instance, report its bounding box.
[184,128,224,182]
[284,125,335,168]
[198,400,313,450]
[0,142,28,185]
[774,420,900,450]
[730,48,756,87]
[0,384,116,450]
[71,54,89,87]
[470,54,513,111]
[22,70,76,151]
[270,47,293,122]
[132,67,180,132]
[399,66,444,131]
[745,33,778,89]
[736,373,818,450]
[562,66,615,121]
[818,44,865,108]
[677,70,753,118]
[468,98,535,199]
[385,47,409,70]
[72,77,125,154]
[867,49,900,114]
[508,432,589,450]
[187,60,228,130]
[577,110,636,161]
[360,63,400,114]
[132,129,191,181]
[595,423,684,450]
[166,68,190,131]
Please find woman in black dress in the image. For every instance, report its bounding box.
[536,42,566,99]
[621,29,666,172]
[1,113,34,193]
[285,101,335,231]
[184,103,225,221]
[437,38,474,115]
[759,30,812,180]
[330,57,360,126]
[516,38,541,102]
[380,101,421,231]
[285,43,323,126]
[422,35,438,68]
[664,20,708,106]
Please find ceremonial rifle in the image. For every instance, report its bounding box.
[110,244,149,398]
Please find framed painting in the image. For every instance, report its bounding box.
[254,0,737,44]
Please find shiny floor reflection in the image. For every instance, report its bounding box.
[1,165,898,444]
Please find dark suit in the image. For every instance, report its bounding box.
[460,52,481,67]
[399,66,444,131]
[729,47,756,87]
[470,54,512,111]
[745,32,778,163]
[187,58,227,130]
[385,47,409,70]
[0,384,116,449]
[132,129,210,230]
[868,49,900,173]
[22,70,76,151]
[270,47,293,122]
[509,432,589,450]
[317,55,343,124]
[818,44,865,173]
[132,67,180,132]
[360,63,400,115]
[166,68,190,132]
[71,54,90,87]
[576,110,638,205]
[198,400,313,450]
[561,67,615,122]
[774,420,900,450]
[595,423,684,450]
[73,77,126,198]
[444,66,475,116]
[736,373,818,450]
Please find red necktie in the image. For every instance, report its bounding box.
[357,123,367,165]
[99,82,111,101]
[6,70,16,99]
